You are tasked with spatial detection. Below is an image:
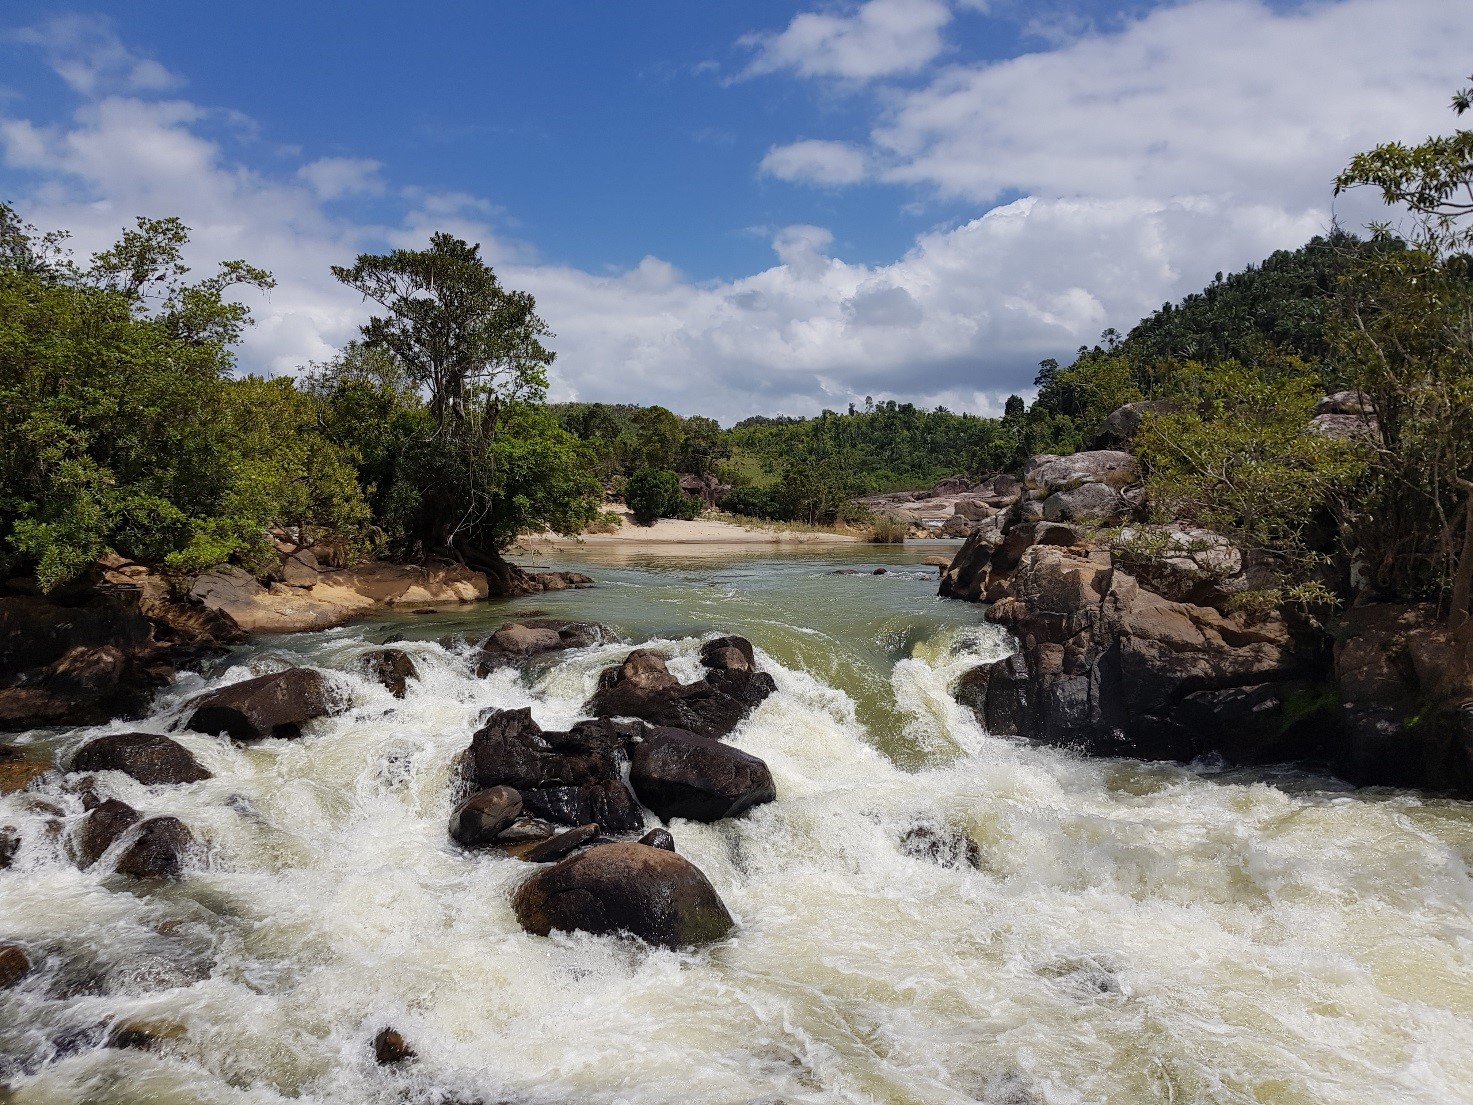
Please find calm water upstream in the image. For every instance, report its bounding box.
[3,543,1473,1104]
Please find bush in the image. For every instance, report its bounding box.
[869,513,909,543]
[625,468,684,525]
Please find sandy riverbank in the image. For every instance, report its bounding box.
[514,512,860,550]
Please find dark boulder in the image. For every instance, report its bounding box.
[363,649,417,698]
[458,708,618,792]
[588,646,774,739]
[638,828,676,851]
[512,842,734,949]
[449,786,523,846]
[1095,399,1183,447]
[184,668,335,741]
[520,780,643,832]
[0,825,17,868]
[78,798,142,866]
[899,823,981,870]
[114,816,195,879]
[630,728,776,823]
[71,733,211,786]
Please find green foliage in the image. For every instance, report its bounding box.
[1131,359,1366,579]
[0,203,363,591]
[869,513,909,544]
[625,468,690,525]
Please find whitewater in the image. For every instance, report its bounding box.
[2,547,1472,1104]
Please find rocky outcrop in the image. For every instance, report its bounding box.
[587,638,775,739]
[679,473,730,510]
[1024,450,1140,526]
[184,668,337,741]
[959,544,1330,764]
[939,518,1087,603]
[630,727,776,823]
[475,619,604,675]
[71,733,211,786]
[512,841,734,949]
[1095,400,1183,447]
[1332,605,1473,794]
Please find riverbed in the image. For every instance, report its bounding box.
[3,545,1472,1104]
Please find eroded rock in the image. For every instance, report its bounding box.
[185,668,335,741]
[71,733,210,786]
[630,728,776,823]
[588,642,775,739]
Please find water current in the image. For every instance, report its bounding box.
[3,543,1473,1104]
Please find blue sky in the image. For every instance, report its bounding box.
[1,1,1469,420]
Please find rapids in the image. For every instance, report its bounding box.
[3,544,1473,1104]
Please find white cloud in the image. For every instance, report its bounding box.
[740,0,953,81]
[11,15,182,95]
[297,157,385,200]
[0,0,1466,423]
[760,138,869,184]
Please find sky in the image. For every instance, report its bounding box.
[0,0,1469,422]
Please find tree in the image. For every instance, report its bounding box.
[625,468,693,525]
[330,234,597,581]
[1332,75,1473,624]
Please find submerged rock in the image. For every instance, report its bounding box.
[630,728,776,823]
[373,1027,417,1065]
[77,798,142,866]
[184,668,335,741]
[71,732,211,786]
[512,842,733,949]
[0,760,54,795]
[0,943,31,989]
[363,649,417,698]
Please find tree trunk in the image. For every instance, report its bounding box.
[1451,479,1473,629]
[455,538,535,598]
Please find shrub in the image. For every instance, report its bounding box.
[625,468,683,525]
[869,513,909,543]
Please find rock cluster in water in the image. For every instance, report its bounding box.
[450,625,777,948]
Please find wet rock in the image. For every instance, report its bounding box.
[495,816,557,845]
[588,647,774,739]
[872,567,888,575]
[106,1018,186,1051]
[638,828,676,851]
[373,1027,417,1065]
[78,798,142,866]
[0,825,17,868]
[363,649,417,698]
[71,732,211,786]
[449,786,523,846]
[512,841,734,949]
[0,944,30,989]
[899,823,980,870]
[519,822,600,863]
[476,619,603,675]
[184,668,335,741]
[832,569,862,575]
[923,556,952,568]
[630,728,776,823]
[114,816,195,879]
[700,635,754,673]
[520,780,644,832]
[0,760,54,794]
[459,708,618,792]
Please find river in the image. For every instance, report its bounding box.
[3,544,1472,1104]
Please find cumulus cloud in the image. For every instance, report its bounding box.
[760,138,869,184]
[0,0,1465,422]
[740,0,954,81]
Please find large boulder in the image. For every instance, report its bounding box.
[587,641,775,739]
[184,668,335,741]
[71,733,211,786]
[520,780,645,832]
[964,544,1324,763]
[630,728,776,823]
[512,841,734,949]
[1096,400,1183,447]
[1041,481,1123,524]
[1112,525,1246,607]
[476,619,604,675]
[1025,451,1140,496]
[449,785,524,846]
[77,798,143,866]
[938,517,1083,603]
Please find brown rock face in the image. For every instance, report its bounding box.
[184,668,335,741]
[363,649,417,697]
[0,944,30,989]
[77,798,143,866]
[630,728,776,823]
[71,733,211,786]
[512,842,734,949]
[964,545,1328,764]
[476,619,604,675]
[0,760,53,794]
[373,1028,417,1065]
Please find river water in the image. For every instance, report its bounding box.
[3,544,1473,1104]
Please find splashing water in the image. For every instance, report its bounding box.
[2,546,1472,1104]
